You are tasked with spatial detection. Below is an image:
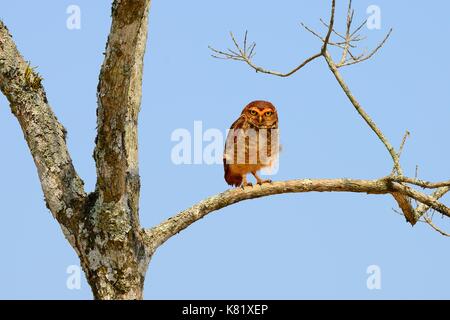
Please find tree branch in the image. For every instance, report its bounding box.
[337,29,392,68]
[423,214,450,237]
[414,187,450,220]
[321,0,336,53]
[337,0,354,66]
[323,51,402,175]
[388,177,450,189]
[0,21,86,233]
[94,0,151,221]
[209,32,322,78]
[300,22,355,49]
[145,178,450,250]
[322,50,416,223]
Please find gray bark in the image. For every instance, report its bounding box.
[0,0,153,300]
[85,0,152,300]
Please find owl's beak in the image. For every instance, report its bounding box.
[259,115,262,123]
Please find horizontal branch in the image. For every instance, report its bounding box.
[144,178,450,250]
[0,21,86,229]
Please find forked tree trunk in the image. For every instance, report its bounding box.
[0,0,154,300]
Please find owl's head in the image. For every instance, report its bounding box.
[242,100,278,129]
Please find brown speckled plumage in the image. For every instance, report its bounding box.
[223,100,279,187]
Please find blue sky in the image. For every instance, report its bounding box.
[1,0,450,299]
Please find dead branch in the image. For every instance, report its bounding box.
[321,0,336,53]
[388,177,450,189]
[415,187,450,220]
[423,214,450,237]
[209,32,322,77]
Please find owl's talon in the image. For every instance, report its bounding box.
[240,183,253,189]
[257,179,272,185]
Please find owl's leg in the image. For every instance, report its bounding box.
[241,175,253,188]
[252,171,272,185]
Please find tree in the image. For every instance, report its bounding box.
[1,0,449,299]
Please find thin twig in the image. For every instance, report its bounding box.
[397,130,410,159]
[387,177,450,189]
[300,22,354,49]
[415,187,450,220]
[209,31,322,77]
[338,0,354,66]
[322,0,336,53]
[391,130,410,175]
[350,19,368,38]
[145,178,450,249]
[338,29,393,68]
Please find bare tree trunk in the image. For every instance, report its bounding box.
[78,0,153,300]
[0,0,153,300]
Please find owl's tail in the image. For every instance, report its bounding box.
[224,163,242,187]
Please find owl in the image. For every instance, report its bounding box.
[223,100,279,187]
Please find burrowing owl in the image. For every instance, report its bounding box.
[223,100,279,187]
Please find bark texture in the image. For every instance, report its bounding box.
[0,1,153,300]
[85,0,153,299]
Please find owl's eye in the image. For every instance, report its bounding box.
[249,110,257,116]
[265,111,273,117]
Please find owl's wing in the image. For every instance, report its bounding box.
[223,115,246,162]
[229,114,247,130]
[223,115,246,186]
